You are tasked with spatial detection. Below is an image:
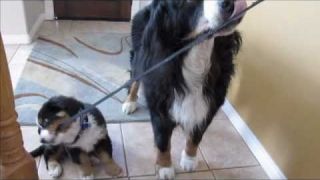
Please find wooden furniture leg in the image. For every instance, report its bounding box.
[0,35,38,179]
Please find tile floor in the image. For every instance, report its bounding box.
[5,20,269,180]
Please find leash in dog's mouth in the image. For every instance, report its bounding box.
[59,0,265,129]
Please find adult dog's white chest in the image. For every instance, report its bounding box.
[171,39,214,132]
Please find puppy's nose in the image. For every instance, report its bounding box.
[220,0,235,18]
[40,138,47,144]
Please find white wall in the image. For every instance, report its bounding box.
[0,0,45,44]
[24,0,45,32]
[131,0,151,18]
[0,0,28,35]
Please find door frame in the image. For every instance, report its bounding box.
[44,0,145,20]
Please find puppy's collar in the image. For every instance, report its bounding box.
[79,110,90,130]
[68,109,90,145]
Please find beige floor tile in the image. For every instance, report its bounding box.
[21,126,41,166]
[213,109,228,120]
[121,123,156,177]
[122,123,210,177]
[200,120,259,169]
[130,171,214,180]
[213,166,269,179]
[21,126,41,153]
[71,21,130,34]
[4,44,20,62]
[130,175,157,180]
[172,127,209,173]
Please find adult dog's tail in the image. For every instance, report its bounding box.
[30,145,45,157]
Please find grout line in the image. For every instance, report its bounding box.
[37,155,43,177]
[37,156,42,169]
[119,123,130,178]
[199,146,216,179]
[199,146,211,170]
[8,45,21,64]
[211,164,261,171]
[128,172,157,178]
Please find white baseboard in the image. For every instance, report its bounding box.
[2,13,45,44]
[222,100,286,180]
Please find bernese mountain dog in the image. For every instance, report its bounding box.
[31,96,121,179]
[123,0,247,179]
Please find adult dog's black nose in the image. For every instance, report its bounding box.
[220,0,235,18]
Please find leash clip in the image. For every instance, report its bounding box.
[79,110,90,130]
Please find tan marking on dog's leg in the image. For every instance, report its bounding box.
[156,148,172,167]
[98,151,122,176]
[156,147,175,179]
[185,138,198,157]
[127,81,139,102]
[180,138,199,172]
[79,153,94,178]
[122,81,140,114]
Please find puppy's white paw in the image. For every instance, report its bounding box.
[81,174,94,180]
[48,161,62,178]
[158,166,175,180]
[180,150,198,172]
[122,101,137,114]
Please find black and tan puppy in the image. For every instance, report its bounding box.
[30,96,121,179]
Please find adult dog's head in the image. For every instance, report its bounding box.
[148,0,247,40]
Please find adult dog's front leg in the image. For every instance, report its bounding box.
[180,138,199,172]
[122,81,139,114]
[151,112,176,180]
[180,124,211,172]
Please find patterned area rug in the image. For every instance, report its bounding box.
[15,25,149,125]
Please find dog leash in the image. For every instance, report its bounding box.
[60,0,265,129]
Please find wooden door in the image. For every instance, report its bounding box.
[54,0,132,21]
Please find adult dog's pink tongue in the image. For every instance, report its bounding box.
[231,0,247,18]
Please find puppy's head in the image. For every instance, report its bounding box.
[151,0,247,38]
[37,96,83,145]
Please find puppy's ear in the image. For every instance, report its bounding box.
[42,96,67,115]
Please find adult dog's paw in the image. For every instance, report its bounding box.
[122,101,137,114]
[48,161,63,178]
[180,150,198,172]
[158,165,175,180]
